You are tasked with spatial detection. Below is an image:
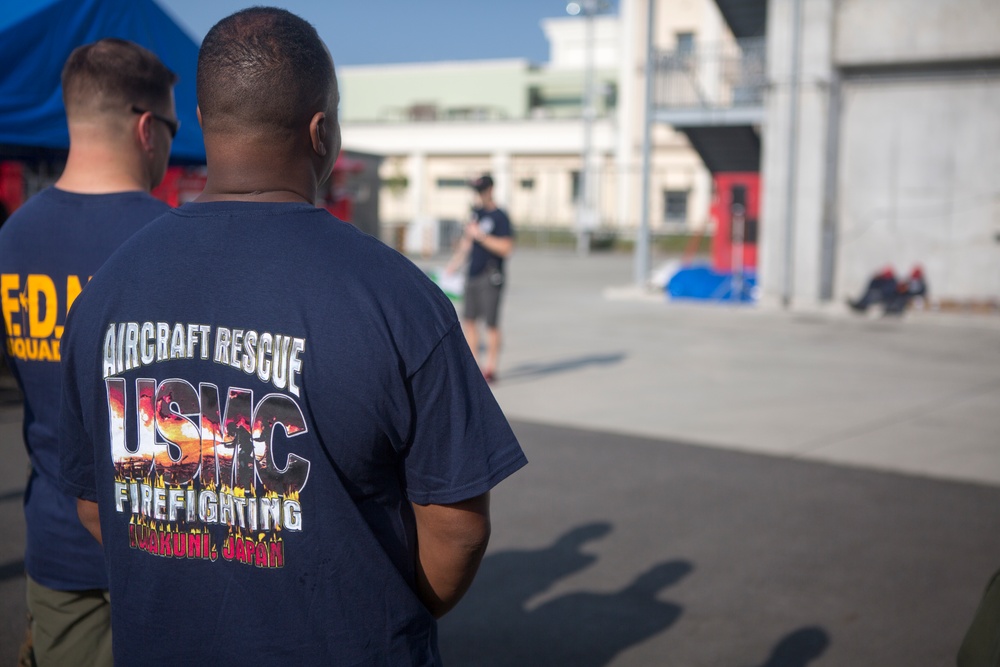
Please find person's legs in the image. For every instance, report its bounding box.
[462,318,480,366]
[484,326,501,380]
[26,575,112,667]
[462,274,487,366]
[482,282,505,381]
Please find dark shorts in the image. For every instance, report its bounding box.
[463,268,505,328]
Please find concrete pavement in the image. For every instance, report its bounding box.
[474,249,1000,487]
[432,250,1000,665]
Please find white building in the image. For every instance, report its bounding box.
[338,0,734,245]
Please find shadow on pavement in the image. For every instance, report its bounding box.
[0,559,25,584]
[438,522,692,666]
[0,489,23,503]
[750,626,831,667]
[499,353,626,383]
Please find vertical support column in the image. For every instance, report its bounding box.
[780,0,803,308]
[491,152,511,208]
[408,151,426,221]
[759,0,836,309]
[615,0,638,232]
[698,0,724,105]
[635,0,655,287]
[577,3,597,256]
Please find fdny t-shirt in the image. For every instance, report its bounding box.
[468,207,513,278]
[0,187,168,590]
[58,201,527,665]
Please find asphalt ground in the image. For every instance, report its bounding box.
[440,420,1000,666]
[2,248,999,665]
[2,408,997,666]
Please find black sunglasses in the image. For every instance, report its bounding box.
[131,105,180,139]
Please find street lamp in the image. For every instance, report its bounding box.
[568,0,610,256]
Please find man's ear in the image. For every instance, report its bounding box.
[196,105,203,128]
[309,112,328,157]
[137,112,155,154]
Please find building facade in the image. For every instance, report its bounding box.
[338,0,734,244]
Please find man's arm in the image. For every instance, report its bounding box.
[444,232,473,275]
[77,499,102,545]
[411,492,491,618]
[470,224,514,258]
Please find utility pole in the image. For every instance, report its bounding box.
[569,0,607,256]
[636,0,655,287]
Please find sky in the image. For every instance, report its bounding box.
[157,0,616,67]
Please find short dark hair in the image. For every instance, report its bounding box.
[471,174,494,192]
[61,38,177,120]
[197,7,337,134]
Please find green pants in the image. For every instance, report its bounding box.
[25,574,112,667]
[958,567,1000,667]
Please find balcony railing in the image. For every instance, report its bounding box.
[653,37,767,111]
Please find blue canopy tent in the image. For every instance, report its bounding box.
[0,0,204,163]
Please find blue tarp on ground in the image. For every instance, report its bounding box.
[0,0,204,163]
[666,265,758,303]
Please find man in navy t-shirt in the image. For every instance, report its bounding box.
[58,9,526,665]
[445,174,515,382]
[0,39,177,666]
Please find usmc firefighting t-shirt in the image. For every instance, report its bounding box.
[58,201,526,665]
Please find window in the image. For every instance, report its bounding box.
[528,86,543,111]
[675,32,695,57]
[570,171,581,203]
[436,178,468,189]
[603,82,618,111]
[663,190,689,223]
[520,178,535,190]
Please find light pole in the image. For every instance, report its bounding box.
[636,0,655,288]
[567,0,607,256]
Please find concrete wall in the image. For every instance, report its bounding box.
[760,0,1000,307]
[837,74,1000,300]
[835,0,1000,66]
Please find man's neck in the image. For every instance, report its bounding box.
[196,144,318,205]
[56,144,148,194]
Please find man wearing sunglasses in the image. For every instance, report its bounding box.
[0,38,177,667]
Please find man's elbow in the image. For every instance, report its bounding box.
[457,514,492,558]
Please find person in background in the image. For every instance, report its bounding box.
[885,265,929,314]
[0,38,177,666]
[57,8,526,665]
[446,174,515,382]
[848,266,898,314]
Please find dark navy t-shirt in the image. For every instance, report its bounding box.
[0,187,167,590]
[468,207,513,278]
[58,201,526,665]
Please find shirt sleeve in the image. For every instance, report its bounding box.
[401,324,527,506]
[494,211,513,238]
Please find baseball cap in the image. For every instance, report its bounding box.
[471,174,493,192]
